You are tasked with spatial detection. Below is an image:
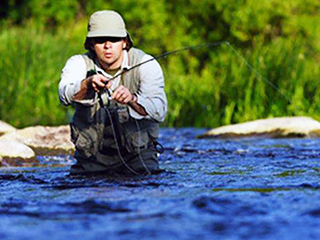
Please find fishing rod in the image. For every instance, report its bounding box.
[99,41,292,106]
[99,41,229,102]
[115,41,227,81]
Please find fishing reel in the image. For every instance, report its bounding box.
[87,69,114,107]
[99,88,113,107]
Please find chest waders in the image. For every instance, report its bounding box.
[70,48,160,175]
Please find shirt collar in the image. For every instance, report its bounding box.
[94,50,130,78]
[122,50,130,71]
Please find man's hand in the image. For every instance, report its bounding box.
[72,74,111,100]
[112,85,148,116]
[111,85,134,104]
[91,74,112,93]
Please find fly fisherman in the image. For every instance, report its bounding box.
[58,10,167,175]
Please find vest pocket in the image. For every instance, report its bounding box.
[121,119,157,153]
[71,123,99,159]
[125,130,149,153]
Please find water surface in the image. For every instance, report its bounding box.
[1,128,320,240]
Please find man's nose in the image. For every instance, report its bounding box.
[104,41,112,48]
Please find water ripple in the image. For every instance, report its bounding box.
[1,128,320,240]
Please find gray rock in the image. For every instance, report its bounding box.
[0,125,74,156]
[198,116,320,138]
[0,120,16,136]
[0,139,36,166]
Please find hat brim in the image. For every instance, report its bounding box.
[84,31,133,51]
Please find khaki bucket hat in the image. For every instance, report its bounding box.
[84,10,133,50]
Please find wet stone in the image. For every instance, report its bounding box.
[0,120,16,136]
[0,125,74,156]
[0,139,36,166]
[199,116,320,138]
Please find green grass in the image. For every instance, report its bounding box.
[164,37,320,127]
[1,25,320,128]
[0,24,84,127]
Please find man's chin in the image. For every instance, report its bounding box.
[101,59,115,67]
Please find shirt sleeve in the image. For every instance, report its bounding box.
[128,54,167,122]
[58,55,89,106]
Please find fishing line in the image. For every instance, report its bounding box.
[225,42,292,104]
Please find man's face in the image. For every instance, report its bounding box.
[92,37,126,70]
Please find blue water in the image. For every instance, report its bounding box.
[1,128,320,240]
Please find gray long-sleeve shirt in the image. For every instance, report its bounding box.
[58,50,167,122]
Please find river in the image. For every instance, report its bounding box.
[1,128,320,240]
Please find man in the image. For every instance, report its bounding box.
[58,10,167,175]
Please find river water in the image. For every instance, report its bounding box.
[1,128,320,240]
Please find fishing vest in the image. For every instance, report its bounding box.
[70,48,159,168]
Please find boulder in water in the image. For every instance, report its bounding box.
[198,116,320,138]
[0,125,74,156]
[0,139,36,166]
[0,120,16,136]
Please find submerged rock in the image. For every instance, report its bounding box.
[0,120,16,136]
[0,125,74,156]
[198,116,320,138]
[0,139,36,166]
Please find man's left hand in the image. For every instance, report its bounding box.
[112,85,134,104]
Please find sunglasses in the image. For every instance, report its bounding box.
[92,37,124,44]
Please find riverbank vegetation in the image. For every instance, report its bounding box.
[1,0,320,128]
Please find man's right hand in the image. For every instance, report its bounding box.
[90,74,112,93]
[72,74,112,101]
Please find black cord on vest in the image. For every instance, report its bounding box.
[104,106,148,177]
